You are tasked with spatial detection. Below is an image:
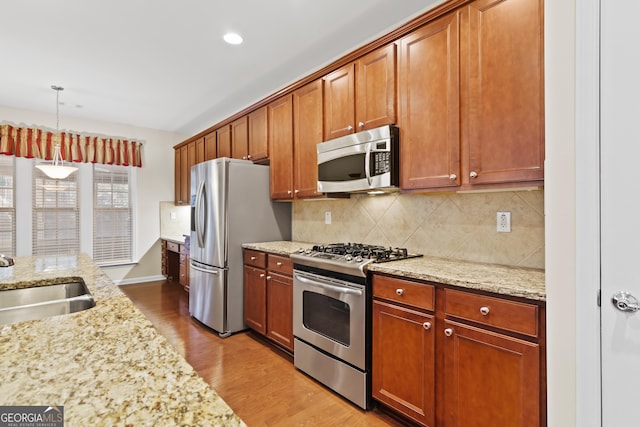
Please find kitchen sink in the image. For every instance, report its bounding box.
[0,280,96,324]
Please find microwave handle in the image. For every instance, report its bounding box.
[365,143,372,186]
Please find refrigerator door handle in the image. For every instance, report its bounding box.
[195,180,206,249]
[191,263,220,274]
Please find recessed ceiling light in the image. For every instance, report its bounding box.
[223,32,243,45]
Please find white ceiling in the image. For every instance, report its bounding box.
[0,0,440,136]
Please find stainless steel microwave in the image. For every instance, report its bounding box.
[317,124,399,193]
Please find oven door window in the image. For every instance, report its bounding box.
[302,291,350,347]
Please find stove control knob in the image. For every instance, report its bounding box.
[304,249,312,255]
[355,256,363,263]
[345,255,353,262]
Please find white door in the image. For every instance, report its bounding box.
[601,0,640,424]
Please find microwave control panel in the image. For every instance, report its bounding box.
[373,151,391,175]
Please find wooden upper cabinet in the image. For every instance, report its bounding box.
[268,95,294,200]
[464,0,544,186]
[204,131,217,161]
[216,125,232,158]
[248,106,269,162]
[293,79,324,199]
[195,137,206,164]
[174,142,196,205]
[324,44,397,140]
[324,63,355,140]
[356,43,397,131]
[231,116,249,160]
[399,11,461,190]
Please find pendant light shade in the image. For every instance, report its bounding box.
[35,85,78,179]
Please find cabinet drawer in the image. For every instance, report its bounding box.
[444,289,538,337]
[166,241,180,253]
[373,275,434,311]
[244,249,267,268]
[268,255,292,275]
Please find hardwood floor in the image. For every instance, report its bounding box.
[120,280,409,427]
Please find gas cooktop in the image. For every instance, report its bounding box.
[291,242,422,277]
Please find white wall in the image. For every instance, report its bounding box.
[545,1,577,426]
[0,105,188,283]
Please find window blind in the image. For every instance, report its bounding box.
[93,164,132,265]
[32,168,80,256]
[0,156,15,256]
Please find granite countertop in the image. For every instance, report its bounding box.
[243,241,546,301]
[160,235,189,245]
[0,254,245,426]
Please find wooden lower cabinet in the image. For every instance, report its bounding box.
[243,250,294,352]
[373,300,435,427]
[443,320,540,427]
[372,274,545,427]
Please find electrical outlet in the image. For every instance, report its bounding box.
[325,211,331,225]
[497,212,511,232]
[170,211,177,221]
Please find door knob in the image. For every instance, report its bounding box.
[612,291,640,312]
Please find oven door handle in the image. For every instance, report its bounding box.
[295,274,363,296]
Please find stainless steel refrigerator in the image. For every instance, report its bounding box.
[189,158,291,336]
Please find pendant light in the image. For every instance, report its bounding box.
[35,85,78,179]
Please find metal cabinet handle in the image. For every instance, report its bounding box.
[396,288,404,296]
[276,262,283,266]
[295,189,300,194]
[287,190,292,195]
[612,291,640,312]
[266,275,272,280]
[250,256,256,261]
[423,322,431,330]
[444,328,453,337]
[358,121,365,128]
[449,174,457,181]
[470,171,478,179]
[480,306,490,315]
[259,273,265,278]
[247,154,252,159]
[242,156,247,160]
[347,125,354,132]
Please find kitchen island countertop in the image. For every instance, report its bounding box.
[0,253,245,426]
[243,241,545,301]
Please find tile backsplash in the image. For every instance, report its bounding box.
[159,201,191,239]
[292,189,544,269]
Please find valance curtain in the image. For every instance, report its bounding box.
[0,123,142,167]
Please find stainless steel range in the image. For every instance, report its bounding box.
[290,243,422,410]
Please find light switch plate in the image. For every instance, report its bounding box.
[325,211,331,225]
[497,212,511,232]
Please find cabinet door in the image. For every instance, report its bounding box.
[195,137,206,164]
[266,272,293,351]
[268,95,294,200]
[174,148,181,204]
[443,320,540,427]
[217,125,232,158]
[293,79,324,198]
[248,106,268,161]
[373,300,435,427]
[243,265,267,334]
[324,63,355,140]
[399,12,460,190]
[356,44,397,131]
[465,0,544,185]
[231,116,249,160]
[204,131,217,161]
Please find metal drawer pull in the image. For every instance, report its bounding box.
[396,288,404,296]
[444,328,453,336]
[266,275,272,280]
[250,256,256,261]
[480,306,490,315]
[259,273,265,278]
[276,262,283,266]
[423,322,431,330]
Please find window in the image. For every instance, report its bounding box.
[93,164,132,265]
[0,156,15,256]
[32,168,80,256]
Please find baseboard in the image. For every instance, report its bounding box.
[116,275,167,286]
